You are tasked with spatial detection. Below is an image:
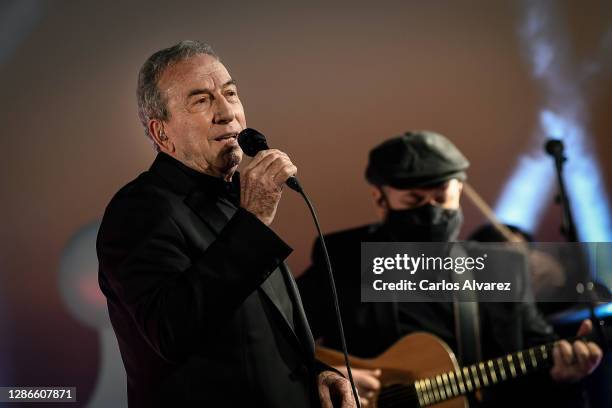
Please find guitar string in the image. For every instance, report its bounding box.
[376,374,460,404]
[378,379,469,408]
[377,359,521,404]
[377,384,415,402]
[377,381,453,407]
[376,357,531,404]
[378,384,417,400]
[377,384,412,399]
[377,385,418,407]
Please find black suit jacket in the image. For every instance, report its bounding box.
[298,224,585,407]
[97,153,320,407]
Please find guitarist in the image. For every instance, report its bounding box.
[297,131,602,407]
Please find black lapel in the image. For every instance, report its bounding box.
[278,263,316,357]
[184,190,235,237]
[260,270,293,327]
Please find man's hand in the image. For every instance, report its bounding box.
[550,319,603,382]
[333,367,381,407]
[317,370,357,408]
[240,149,297,225]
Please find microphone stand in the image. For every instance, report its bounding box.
[545,140,604,340]
[545,139,577,242]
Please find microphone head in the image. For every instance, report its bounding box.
[545,139,564,157]
[238,128,269,157]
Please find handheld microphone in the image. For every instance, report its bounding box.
[237,128,302,192]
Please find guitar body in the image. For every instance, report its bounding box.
[316,333,468,408]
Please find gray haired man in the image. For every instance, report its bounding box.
[97,40,354,408]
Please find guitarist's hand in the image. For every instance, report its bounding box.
[333,367,381,407]
[550,319,603,382]
[317,370,357,408]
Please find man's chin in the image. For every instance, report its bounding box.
[219,150,242,174]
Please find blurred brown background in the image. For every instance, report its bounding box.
[0,0,610,405]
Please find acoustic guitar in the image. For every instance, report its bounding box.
[316,325,610,408]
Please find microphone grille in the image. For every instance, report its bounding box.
[238,128,269,157]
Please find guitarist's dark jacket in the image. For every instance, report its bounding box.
[97,152,322,408]
[298,224,586,407]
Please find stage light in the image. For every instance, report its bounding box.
[494,1,612,243]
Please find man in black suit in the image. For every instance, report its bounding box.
[297,131,602,407]
[97,40,353,408]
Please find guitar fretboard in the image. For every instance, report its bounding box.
[412,342,556,406]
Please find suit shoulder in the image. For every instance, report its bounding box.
[104,168,182,213]
[98,171,179,240]
[111,170,174,203]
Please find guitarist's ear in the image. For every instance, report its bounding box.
[370,186,388,221]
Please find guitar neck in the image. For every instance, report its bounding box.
[412,327,609,408]
[412,342,552,406]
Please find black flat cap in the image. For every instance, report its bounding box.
[365,131,469,188]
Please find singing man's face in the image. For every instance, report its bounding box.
[156,54,246,178]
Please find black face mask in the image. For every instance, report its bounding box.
[381,204,463,242]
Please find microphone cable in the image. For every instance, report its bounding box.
[294,179,362,408]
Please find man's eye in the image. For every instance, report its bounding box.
[225,89,239,98]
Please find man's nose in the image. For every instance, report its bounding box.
[425,192,445,206]
[425,196,439,206]
[213,97,236,124]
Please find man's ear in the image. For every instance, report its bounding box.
[148,120,174,153]
[370,186,387,220]
[370,186,384,207]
